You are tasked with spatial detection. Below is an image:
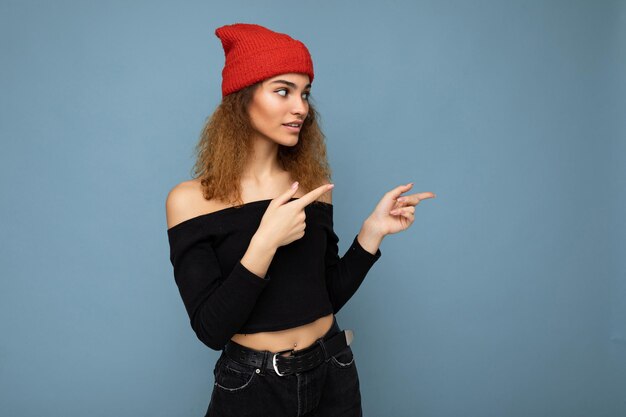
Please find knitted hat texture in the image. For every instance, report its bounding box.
[215,23,314,97]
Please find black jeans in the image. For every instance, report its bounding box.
[205,316,362,417]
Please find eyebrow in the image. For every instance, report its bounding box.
[269,80,311,89]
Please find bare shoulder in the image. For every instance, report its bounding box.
[166,180,197,230]
[165,179,214,230]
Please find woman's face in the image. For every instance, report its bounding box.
[247,73,311,146]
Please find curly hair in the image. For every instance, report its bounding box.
[191,82,332,207]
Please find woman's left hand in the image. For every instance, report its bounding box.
[365,183,436,237]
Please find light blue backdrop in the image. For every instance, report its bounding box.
[1,0,624,416]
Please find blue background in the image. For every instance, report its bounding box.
[1,0,624,416]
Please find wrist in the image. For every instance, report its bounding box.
[358,219,384,255]
[363,217,386,240]
[251,232,278,254]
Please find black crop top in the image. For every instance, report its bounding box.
[166,197,382,351]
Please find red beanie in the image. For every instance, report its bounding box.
[215,23,315,98]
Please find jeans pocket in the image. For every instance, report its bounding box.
[214,355,259,392]
[329,345,355,369]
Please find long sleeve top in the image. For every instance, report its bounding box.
[166,197,382,351]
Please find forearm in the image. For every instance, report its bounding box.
[325,228,383,314]
[191,260,268,350]
[171,234,277,351]
[189,235,278,350]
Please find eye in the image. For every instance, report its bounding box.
[275,88,311,101]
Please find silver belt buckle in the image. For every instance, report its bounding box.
[272,330,354,376]
[272,348,295,377]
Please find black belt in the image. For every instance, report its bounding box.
[223,321,354,377]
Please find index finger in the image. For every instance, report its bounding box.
[291,183,334,210]
[398,192,436,204]
[416,192,436,200]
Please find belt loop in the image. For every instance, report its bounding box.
[259,350,268,376]
[316,338,329,361]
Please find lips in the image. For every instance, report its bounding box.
[283,123,301,132]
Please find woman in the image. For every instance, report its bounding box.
[166,23,435,417]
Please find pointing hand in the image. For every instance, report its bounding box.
[365,183,436,236]
[256,182,335,249]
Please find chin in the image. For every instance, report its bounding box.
[275,135,299,147]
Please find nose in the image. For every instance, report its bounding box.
[291,95,308,117]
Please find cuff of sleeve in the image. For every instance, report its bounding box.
[232,261,271,288]
[349,234,382,262]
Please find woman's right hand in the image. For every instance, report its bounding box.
[256,181,334,250]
